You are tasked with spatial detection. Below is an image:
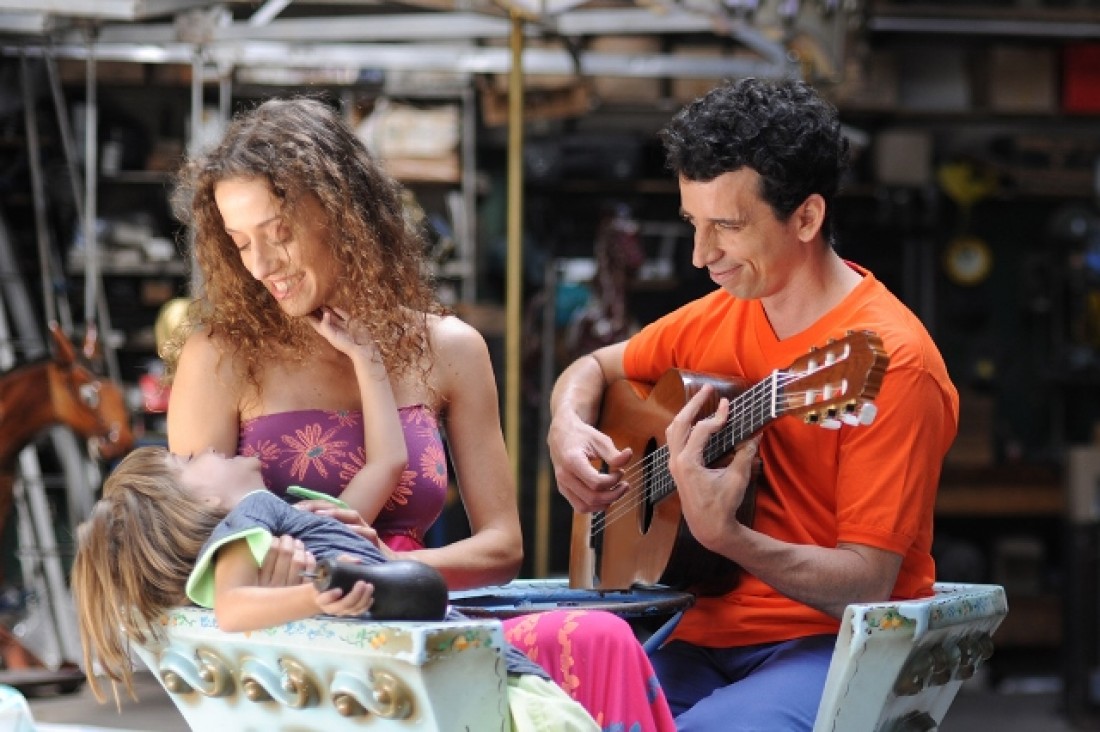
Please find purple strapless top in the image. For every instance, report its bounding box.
[238,406,447,547]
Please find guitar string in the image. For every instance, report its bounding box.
[592,374,859,535]
[591,382,778,533]
[590,360,860,535]
[590,370,815,534]
[591,374,779,532]
[590,376,832,535]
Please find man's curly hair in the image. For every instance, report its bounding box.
[659,77,850,244]
[164,96,445,395]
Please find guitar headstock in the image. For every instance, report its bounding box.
[778,331,889,429]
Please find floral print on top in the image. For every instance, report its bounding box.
[238,405,447,548]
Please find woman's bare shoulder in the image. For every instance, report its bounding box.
[176,327,244,383]
[178,327,222,362]
[426,313,493,363]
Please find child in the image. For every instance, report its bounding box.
[71,445,598,731]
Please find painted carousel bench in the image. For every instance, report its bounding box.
[130,607,511,732]
[133,581,1006,732]
[451,579,1008,732]
[813,581,1008,732]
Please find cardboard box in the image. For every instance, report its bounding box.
[359,103,460,160]
[382,153,461,184]
[669,44,725,104]
[479,83,591,128]
[988,46,1056,113]
[58,59,146,85]
[831,49,900,111]
[872,128,933,187]
[898,44,972,112]
[588,36,663,104]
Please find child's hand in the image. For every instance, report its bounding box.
[315,579,374,617]
[306,306,383,364]
[259,535,316,587]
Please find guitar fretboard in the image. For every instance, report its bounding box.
[648,371,779,505]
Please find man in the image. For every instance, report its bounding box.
[547,77,959,730]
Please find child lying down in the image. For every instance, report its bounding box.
[71,446,598,731]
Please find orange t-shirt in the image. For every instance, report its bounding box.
[622,264,959,648]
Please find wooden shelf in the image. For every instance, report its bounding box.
[937,466,1064,517]
[101,170,175,185]
[67,258,188,277]
[869,1,1100,25]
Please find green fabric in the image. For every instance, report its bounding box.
[184,529,274,608]
[507,675,599,732]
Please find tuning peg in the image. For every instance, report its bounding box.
[819,418,842,430]
[841,402,879,427]
[841,403,878,426]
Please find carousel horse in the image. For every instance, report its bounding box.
[0,321,133,527]
[0,322,133,684]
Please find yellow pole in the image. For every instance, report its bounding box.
[505,13,525,488]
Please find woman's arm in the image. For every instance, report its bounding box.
[307,307,407,522]
[398,317,522,590]
[166,330,243,456]
[213,540,373,632]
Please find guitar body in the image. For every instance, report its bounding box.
[568,369,756,595]
[567,330,889,597]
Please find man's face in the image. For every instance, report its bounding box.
[679,168,807,302]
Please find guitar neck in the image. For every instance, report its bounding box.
[704,371,779,462]
[651,371,779,503]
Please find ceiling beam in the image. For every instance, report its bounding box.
[39,6,792,74]
[9,38,795,78]
[0,11,49,34]
[74,7,749,44]
[0,0,215,21]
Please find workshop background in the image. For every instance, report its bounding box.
[0,1,1097,729]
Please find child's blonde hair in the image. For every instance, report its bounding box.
[71,446,227,704]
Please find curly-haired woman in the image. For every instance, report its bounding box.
[163,97,674,731]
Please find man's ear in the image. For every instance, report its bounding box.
[794,194,826,243]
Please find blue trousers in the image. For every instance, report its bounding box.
[649,634,836,732]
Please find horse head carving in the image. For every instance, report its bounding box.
[0,322,134,469]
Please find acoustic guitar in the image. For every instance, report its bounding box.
[568,330,889,595]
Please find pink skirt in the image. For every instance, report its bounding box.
[503,609,676,732]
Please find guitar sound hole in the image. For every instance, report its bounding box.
[639,438,658,534]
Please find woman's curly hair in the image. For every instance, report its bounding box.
[164,96,445,394]
[659,77,850,244]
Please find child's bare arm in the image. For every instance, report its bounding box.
[306,306,407,521]
[212,540,373,632]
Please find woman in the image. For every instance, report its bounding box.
[166,96,519,584]
[164,97,674,731]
